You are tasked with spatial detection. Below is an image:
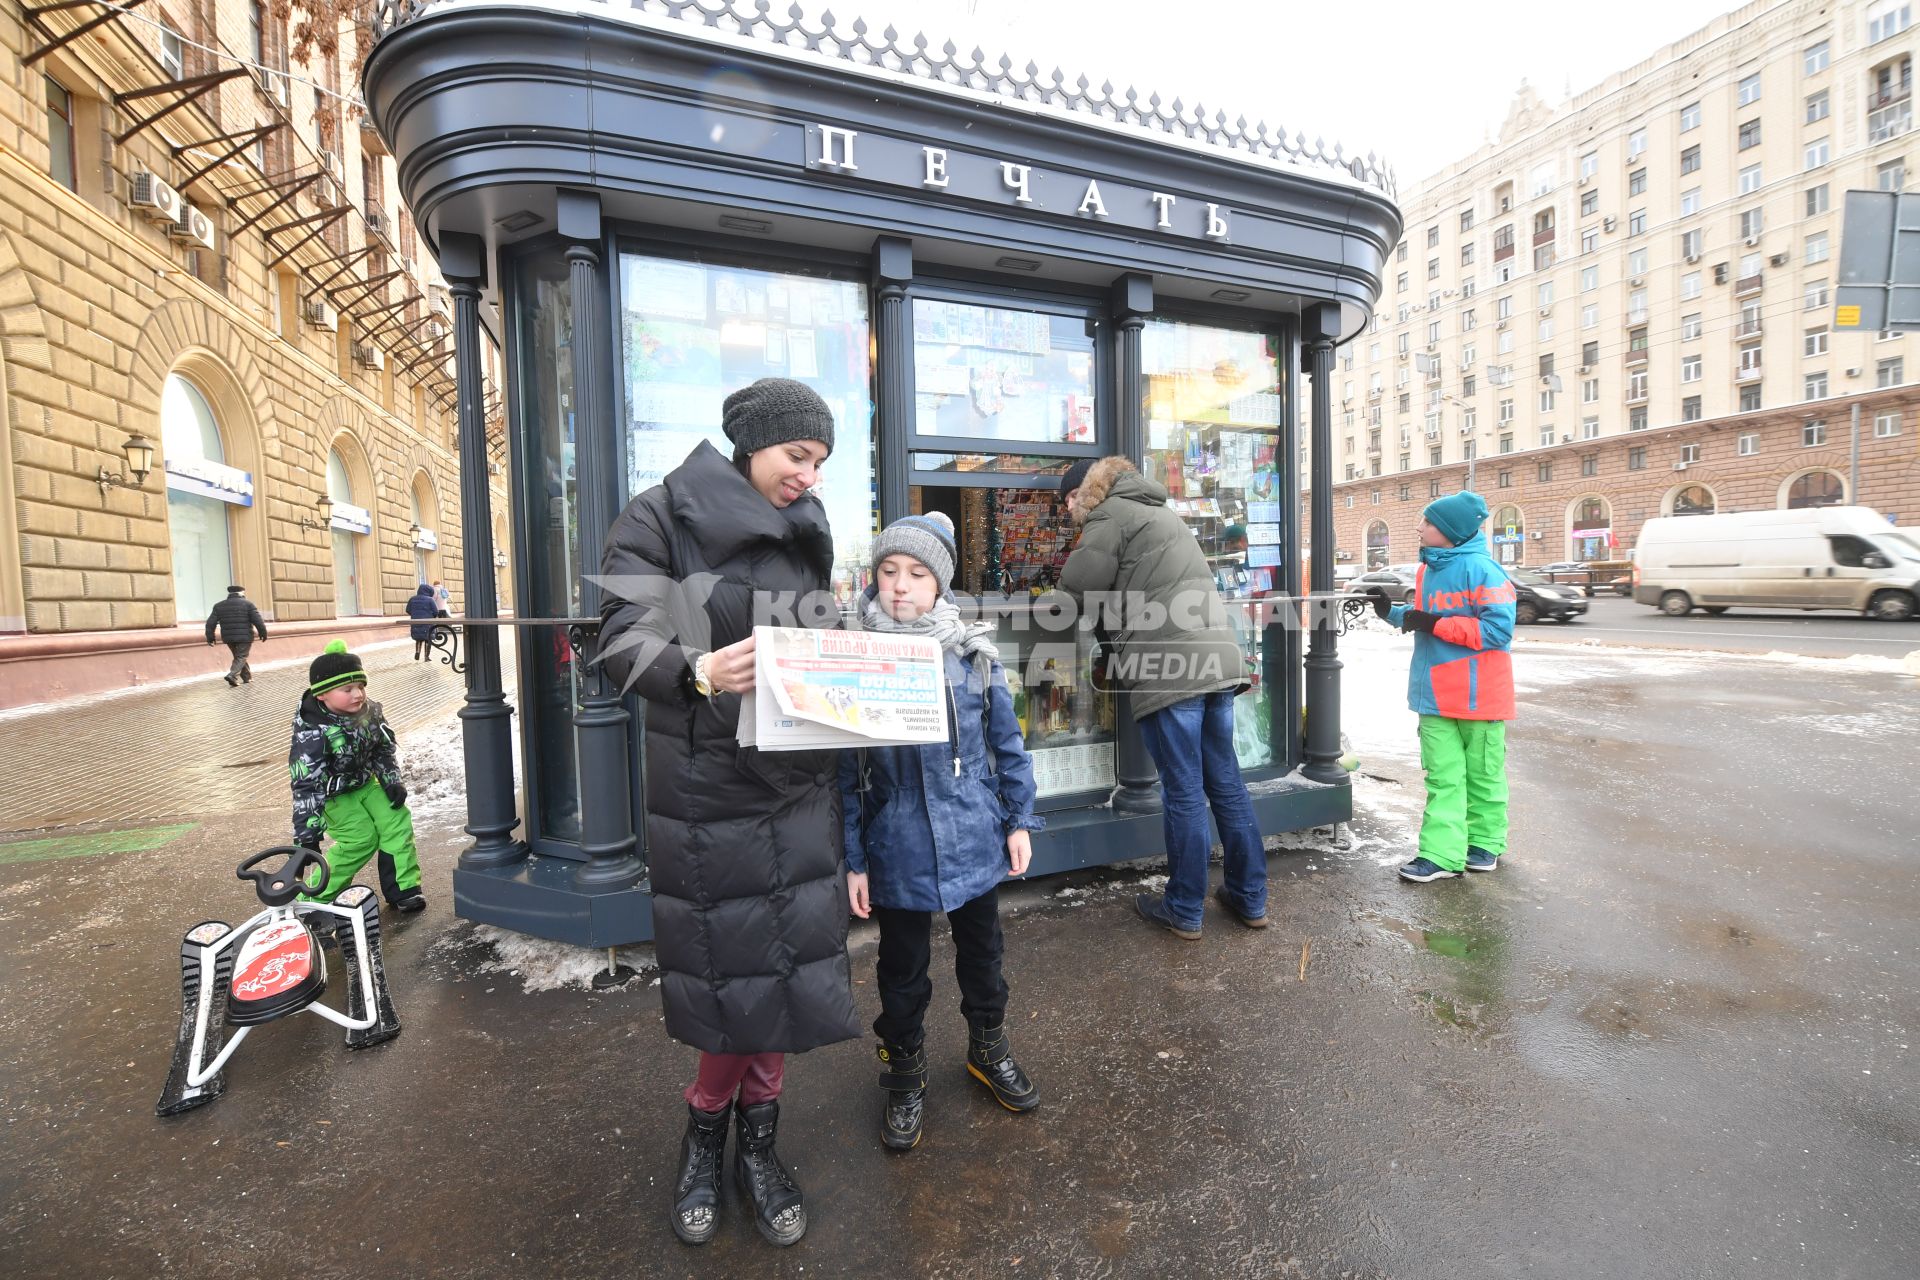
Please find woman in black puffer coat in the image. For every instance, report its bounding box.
[598,378,858,1251]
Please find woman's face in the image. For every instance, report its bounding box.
[875,554,939,621]
[747,440,830,508]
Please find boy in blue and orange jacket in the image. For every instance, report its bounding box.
[1373,491,1516,883]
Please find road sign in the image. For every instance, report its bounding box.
[1835,190,1920,332]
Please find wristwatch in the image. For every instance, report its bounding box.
[692,653,714,698]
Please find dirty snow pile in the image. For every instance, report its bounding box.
[429,923,659,995]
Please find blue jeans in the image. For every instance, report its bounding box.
[1137,691,1268,931]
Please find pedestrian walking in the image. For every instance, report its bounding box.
[432,579,451,616]
[1055,456,1268,940]
[288,640,426,912]
[1372,491,1515,882]
[840,512,1044,1154]
[204,584,267,687]
[406,583,439,660]
[598,377,858,1249]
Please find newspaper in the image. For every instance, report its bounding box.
[736,626,950,751]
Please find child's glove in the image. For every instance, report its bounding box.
[382,780,409,809]
[1370,594,1392,621]
[1400,609,1440,634]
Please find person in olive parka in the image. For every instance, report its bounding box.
[597,377,859,1250]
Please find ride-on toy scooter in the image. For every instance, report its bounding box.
[156,846,402,1116]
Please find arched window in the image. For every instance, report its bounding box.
[1571,495,1613,560]
[161,374,235,621]
[1786,470,1845,509]
[1492,504,1524,565]
[1671,484,1716,516]
[1365,520,1391,569]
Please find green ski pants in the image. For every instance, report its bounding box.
[307,779,420,902]
[1417,715,1508,873]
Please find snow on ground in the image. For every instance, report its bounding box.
[436,923,659,995]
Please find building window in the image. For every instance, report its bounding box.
[1428,319,1442,343]
[44,76,76,192]
[1428,257,1441,280]
[1879,356,1905,386]
[1868,0,1912,43]
[1806,39,1831,74]
[1805,279,1830,310]
[1538,462,1553,483]
[1463,309,1477,331]
[1738,118,1762,149]
[1806,89,1830,123]
[1630,168,1649,196]
[1739,164,1763,195]
[1399,453,1411,471]
[1628,447,1646,470]
[1582,340,1600,366]
[1739,72,1761,105]
[1531,161,1558,197]
[1397,241,1408,262]
[1880,159,1908,192]
[1739,385,1762,412]
[1806,232,1830,264]
[1682,313,1703,340]
[1626,127,1648,160]
[1460,208,1475,232]
[1345,494,1354,508]
[1738,432,1758,455]
[1426,225,1440,248]
[1581,455,1598,477]
[1682,353,1702,382]
[1682,396,1702,422]
[1540,389,1557,412]
[1581,227,1599,255]
[1740,208,1764,240]
[1875,410,1903,437]
[1582,303,1599,329]
[1680,145,1702,175]
[1805,138,1830,170]
[1804,419,1828,446]
[1582,417,1601,439]
[1580,151,1599,180]
[1805,329,1829,356]
[1539,427,1555,448]
[1397,271,1409,293]
[1538,317,1554,342]
[1628,288,1648,322]
[1534,244,1556,272]
[1499,398,1515,423]
[1681,271,1702,300]
[1628,369,1649,401]
[1430,447,1442,466]
[1630,407,1649,431]
[1680,187,1702,216]
[1627,210,1647,236]
[1371,488,1382,505]
[1582,378,1600,403]
[1581,266,1599,292]
[1581,189,1600,217]
[1679,443,1701,464]
[1680,101,1701,131]
[1498,470,1512,488]
[1807,370,1832,400]
[1628,247,1650,277]
[1806,184,1829,216]
[1461,242,1476,265]
[1462,375,1477,397]
[1499,434,1515,454]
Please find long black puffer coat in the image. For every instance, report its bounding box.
[599,440,860,1056]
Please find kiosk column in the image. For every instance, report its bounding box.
[1301,302,1345,783]
[1109,273,1161,815]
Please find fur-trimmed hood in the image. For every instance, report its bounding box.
[1073,455,1167,521]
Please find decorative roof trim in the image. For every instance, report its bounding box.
[368,0,1395,198]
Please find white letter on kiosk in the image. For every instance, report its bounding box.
[817,125,858,172]
[1150,192,1176,228]
[922,147,949,188]
[1206,202,1229,240]
[1001,162,1034,204]
[1077,180,1109,218]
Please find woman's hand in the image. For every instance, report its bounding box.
[1006,828,1033,877]
[847,871,871,919]
[704,634,758,694]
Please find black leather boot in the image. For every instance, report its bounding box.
[670,1103,729,1245]
[966,1022,1040,1112]
[733,1100,806,1246]
[877,1042,928,1152]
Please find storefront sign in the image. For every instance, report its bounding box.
[414,526,439,550]
[1571,527,1614,543]
[330,501,373,534]
[164,457,254,507]
[1491,534,1523,544]
[806,124,1232,243]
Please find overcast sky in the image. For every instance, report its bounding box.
[833,0,1760,186]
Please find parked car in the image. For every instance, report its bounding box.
[1633,506,1920,620]
[1507,569,1590,623]
[1538,559,1632,596]
[1351,567,1421,607]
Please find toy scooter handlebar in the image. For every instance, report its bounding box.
[236,846,331,907]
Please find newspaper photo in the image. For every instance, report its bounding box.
[736,626,949,751]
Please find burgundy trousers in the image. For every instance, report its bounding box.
[684,1051,785,1112]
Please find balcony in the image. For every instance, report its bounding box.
[1736,317,1764,338]
[1734,273,1764,297]
[1736,358,1764,382]
[1493,241,1515,262]
[1868,99,1912,142]
[1533,227,1557,247]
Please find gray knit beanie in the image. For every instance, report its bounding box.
[722,377,836,458]
[871,512,957,596]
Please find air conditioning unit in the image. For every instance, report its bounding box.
[1577,364,1591,374]
[1673,461,1689,471]
[170,205,216,250]
[1845,366,1863,377]
[1577,174,1591,187]
[1744,235,1760,247]
[1561,433,1574,443]
[1713,264,1730,284]
[303,298,338,332]
[1459,425,1475,437]
[353,343,384,371]
[1769,253,1789,267]
[1496,318,1509,330]
[365,211,389,237]
[269,71,290,106]
[1629,276,1645,287]
[1539,307,1552,317]
[1603,217,1617,232]
[1685,252,1701,264]
[130,172,183,224]
[1460,357,1474,371]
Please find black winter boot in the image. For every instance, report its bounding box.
[877,1042,928,1152]
[966,1022,1040,1112]
[733,1100,806,1246]
[671,1103,729,1246]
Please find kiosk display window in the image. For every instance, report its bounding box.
[1141,318,1285,769]
[911,298,1097,445]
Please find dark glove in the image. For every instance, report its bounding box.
[297,838,322,853]
[1401,608,1440,635]
[382,780,409,809]
[1370,593,1392,621]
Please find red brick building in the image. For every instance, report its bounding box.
[1312,385,1920,570]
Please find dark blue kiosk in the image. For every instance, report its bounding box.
[363,0,1402,947]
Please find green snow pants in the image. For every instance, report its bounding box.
[307,779,421,903]
[1417,715,1509,873]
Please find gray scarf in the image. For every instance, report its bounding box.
[858,588,998,694]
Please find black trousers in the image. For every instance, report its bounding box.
[872,886,1008,1052]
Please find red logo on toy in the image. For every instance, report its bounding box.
[232,920,313,1002]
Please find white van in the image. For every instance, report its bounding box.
[1632,506,1920,620]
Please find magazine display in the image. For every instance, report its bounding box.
[736,627,949,751]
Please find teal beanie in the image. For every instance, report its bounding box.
[1422,491,1489,546]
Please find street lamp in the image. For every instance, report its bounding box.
[297,493,335,532]
[97,432,156,495]
[492,549,507,569]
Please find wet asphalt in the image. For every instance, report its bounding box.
[1,649,1916,1278]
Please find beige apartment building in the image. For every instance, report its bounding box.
[1318,0,1916,571]
[0,0,508,703]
